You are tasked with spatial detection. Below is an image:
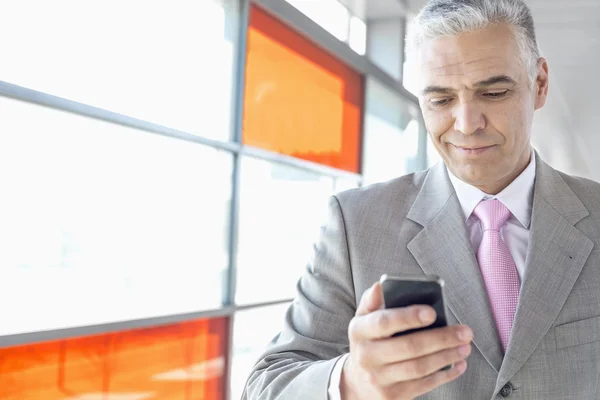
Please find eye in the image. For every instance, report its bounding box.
[429,98,453,107]
[483,90,509,98]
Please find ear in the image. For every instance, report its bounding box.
[534,57,549,110]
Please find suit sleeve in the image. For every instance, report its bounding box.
[242,195,358,400]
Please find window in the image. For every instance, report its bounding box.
[403,17,420,97]
[403,59,421,97]
[0,97,232,335]
[285,0,367,55]
[362,77,421,184]
[334,177,360,193]
[230,303,291,400]
[243,5,364,173]
[236,157,334,304]
[286,0,350,42]
[0,1,428,397]
[0,317,228,400]
[0,0,239,141]
[348,16,367,55]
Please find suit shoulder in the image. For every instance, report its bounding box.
[334,170,427,210]
[558,171,600,210]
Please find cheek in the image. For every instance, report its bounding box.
[490,98,532,147]
[485,106,523,145]
[498,116,528,149]
[423,110,453,140]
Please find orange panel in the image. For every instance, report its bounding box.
[243,5,363,173]
[0,317,228,400]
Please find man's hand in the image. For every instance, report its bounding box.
[340,282,473,400]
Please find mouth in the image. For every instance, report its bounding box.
[452,144,496,155]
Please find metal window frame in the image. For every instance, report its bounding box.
[222,0,251,397]
[0,298,294,348]
[0,1,428,399]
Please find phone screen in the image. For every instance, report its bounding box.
[381,277,448,337]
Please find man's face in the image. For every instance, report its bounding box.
[417,23,549,194]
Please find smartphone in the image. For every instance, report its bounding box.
[380,274,452,370]
[380,274,449,336]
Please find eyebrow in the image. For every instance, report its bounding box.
[421,75,518,95]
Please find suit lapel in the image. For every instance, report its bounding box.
[496,155,594,391]
[406,163,504,372]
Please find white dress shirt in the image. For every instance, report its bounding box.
[328,151,536,399]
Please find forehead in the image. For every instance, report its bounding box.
[417,24,525,87]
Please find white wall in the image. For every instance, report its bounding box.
[531,83,592,180]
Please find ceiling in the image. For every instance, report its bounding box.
[399,0,600,181]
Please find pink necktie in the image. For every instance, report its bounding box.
[473,199,520,352]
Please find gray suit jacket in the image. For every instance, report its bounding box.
[243,153,600,399]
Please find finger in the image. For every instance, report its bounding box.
[356,282,383,316]
[372,324,473,363]
[351,305,436,340]
[376,344,471,385]
[399,360,468,398]
[366,282,384,313]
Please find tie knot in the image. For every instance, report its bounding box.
[473,199,510,231]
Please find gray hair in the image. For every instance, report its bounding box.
[406,0,541,84]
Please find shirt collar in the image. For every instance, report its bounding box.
[447,149,536,228]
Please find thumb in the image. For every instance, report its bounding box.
[356,282,384,316]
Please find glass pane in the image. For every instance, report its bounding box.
[285,0,350,41]
[334,178,360,193]
[362,78,421,184]
[0,317,228,400]
[0,0,238,141]
[230,303,290,400]
[236,158,334,304]
[349,16,367,55]
[403,60,421,97]
[403,19,420,97]
[0,97,232,335]
[427,134,443,168]
[243,5,363,173]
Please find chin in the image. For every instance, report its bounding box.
[454,164,492,185]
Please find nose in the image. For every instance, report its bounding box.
[453,101,485,135]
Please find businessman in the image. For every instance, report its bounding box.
[244,0,600,398]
